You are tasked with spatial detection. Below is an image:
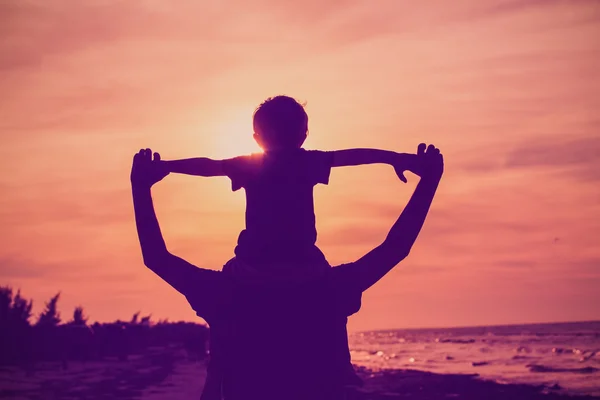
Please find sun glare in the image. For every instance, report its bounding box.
[210,110,262,158]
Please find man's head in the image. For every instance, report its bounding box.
[253,96,308,151]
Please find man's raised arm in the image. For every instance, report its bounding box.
[131,149,216,295]
[343,144,444,292]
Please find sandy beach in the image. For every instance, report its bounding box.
[1,345,598,400]
[0,346,205,400]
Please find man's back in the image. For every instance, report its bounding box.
[186,270,362,400]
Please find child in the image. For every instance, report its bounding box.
[162,95,415,276]
[160,95,418,398]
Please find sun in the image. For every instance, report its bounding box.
[210,110,263,158]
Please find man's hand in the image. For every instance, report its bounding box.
[416,143,444,181]
[130,148,169,189]
[393,143,444,183]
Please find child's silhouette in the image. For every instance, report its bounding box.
[159,95,422,398]
[162,96,417,275]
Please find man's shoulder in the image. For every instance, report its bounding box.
[182,270,234,323]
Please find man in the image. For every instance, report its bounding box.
[131,143,443,399]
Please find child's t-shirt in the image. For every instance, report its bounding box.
[222,148,333,265]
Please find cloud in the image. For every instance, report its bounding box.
[0,2,256,133]
[0,184,131,230]
[0,255,137,282]
[0,1,239,71]
[505,134,600,181]
[506,135,600,168]
[452,132,600,183]
[0,0,371,76]
[0,257,52,279]
[473,0,595,19]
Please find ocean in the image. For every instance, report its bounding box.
[349,321,600,397]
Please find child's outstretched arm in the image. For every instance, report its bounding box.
[331,149,417,183]
[161,157,227,177]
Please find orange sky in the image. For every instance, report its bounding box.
[1,0,599,331]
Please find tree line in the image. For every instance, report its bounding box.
[0,286,209,368]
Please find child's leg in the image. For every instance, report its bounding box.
[222,254,331,283]
[222,256,261,277]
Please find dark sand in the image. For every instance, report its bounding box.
[0,346,206,400]
[351,367,600,400]
[1,346,598,399]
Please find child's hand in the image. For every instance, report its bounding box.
[393,153,418,183]
[155,159,170,175]
[393,162,409,183]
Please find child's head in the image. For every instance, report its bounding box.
[253,96,308,151]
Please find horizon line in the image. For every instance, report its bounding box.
[352,319,600,334]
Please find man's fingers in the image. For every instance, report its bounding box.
[133,148,156,165]
[418,143,426,155]
[399,173,407,183]
[154,152,161,161]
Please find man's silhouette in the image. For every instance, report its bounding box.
[131,143,443,399]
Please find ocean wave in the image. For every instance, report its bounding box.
[351,322,600,396]
[550,347,598,359]
[515,346,532,353]
[580,351,598,362]
[527,364,599,374]
[436,338,476,344]
[472,361,490,367]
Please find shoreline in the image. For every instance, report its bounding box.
[1,352,598,399]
